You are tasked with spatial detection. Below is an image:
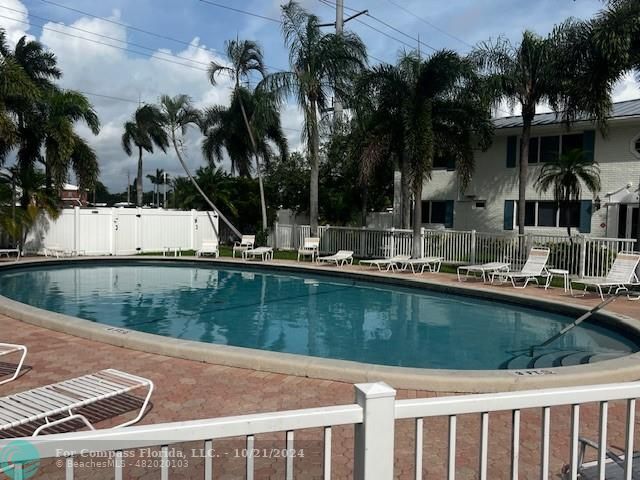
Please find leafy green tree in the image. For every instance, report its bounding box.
[261,1,366,235]
[264,151,309,214]
[535,149,601,239]
[146,168,165,206]
[122,104,168,207]
[208,39,285,231]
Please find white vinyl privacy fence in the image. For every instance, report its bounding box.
[270,224,637,278]
[3,381,640,480]
[25,207,219,255]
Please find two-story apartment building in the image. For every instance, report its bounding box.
[422,98,640,239]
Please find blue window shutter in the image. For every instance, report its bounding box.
[579,200,592,233]
[444,201,454,228]
[582,130,595,162]
[504,200,515,230]
[506,136,517,168]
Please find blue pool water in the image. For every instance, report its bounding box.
[0,263,636,370]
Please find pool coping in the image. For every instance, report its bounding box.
[2,255,640,393]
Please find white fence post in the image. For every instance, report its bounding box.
[353,382,396,480]
[190,210,196,251]
[470,229,476,264]
[579,236,587,279]
[73,206,80,254]
[420,227,425,259]
[390,228,395,257]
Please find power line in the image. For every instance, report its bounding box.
[39,0,289,73]
[0,13,209,72]
[382,0,473,49]
[198,0,281,24]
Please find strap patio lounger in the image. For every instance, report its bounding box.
[562,437,640,479]
[0,343,27,386]
[242,247,273,261]
[196,239,219,258]
[297,237,320,262]
[457,261,510,283]
[232,235,255,258]
[0,249,20,261]
[570,252,640,301]
[492,247,550,289]
[317,250,354,267]
[360,255,410,272]
[400,257,444,274]
[0,369,153,436]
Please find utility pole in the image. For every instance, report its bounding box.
[163,171,167,209]
[127,171,131,205]
[333,0,344,124]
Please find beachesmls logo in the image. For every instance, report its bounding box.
[0,440,40,479]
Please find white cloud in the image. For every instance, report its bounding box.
[0,0,32,45]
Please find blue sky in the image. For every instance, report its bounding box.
[2,0,638,191]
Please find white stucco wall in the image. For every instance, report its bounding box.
[422,118,640,237]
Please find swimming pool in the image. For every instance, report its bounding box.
[0,262,637,370]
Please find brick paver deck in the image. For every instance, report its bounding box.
[1,260,639,479]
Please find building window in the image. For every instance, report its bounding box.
[421,200,454,227]
[430,201,447,224]
[561,133,583,155]
[474,201,486,209]
[515,201,580,228]
[526,133,588,164]
[528,137,539,164]
[632,133,640,159]
[540,136,560,163]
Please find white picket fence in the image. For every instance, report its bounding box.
[270,224,637,278]
[25,207,219,255]
[3,381,639,480]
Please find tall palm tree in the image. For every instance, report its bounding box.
[261,1,366,235]
[122,104,169,207]
[159,94,241,237]
[208,39,272,231]
[535,149,601,239]
[473,22,618,236]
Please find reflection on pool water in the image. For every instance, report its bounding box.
[0,263,636,370]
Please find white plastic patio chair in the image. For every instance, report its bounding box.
[562,437,640,480]
[360,254,410,272]
[570,251,640,301]
[492,247,550,288]
[0,369,153,436]
[0,343,27,386]
[297,237,320,262]
[0,249,20,262]
[400,257,444,274]
[196,239,219,258]
[457,261,510,283]
[317,250,354,267]
[232,235,255,258]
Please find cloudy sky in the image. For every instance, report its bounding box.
[1,0,639,191]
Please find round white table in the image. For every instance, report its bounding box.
[545,268,570,292]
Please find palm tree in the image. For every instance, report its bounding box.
[122,104,169,207]
[146,168,165,207]
[473,22,618,236]
[534,149,601,240]
[159,94,241,237]
[208,38,273,231]
[260,1,366,235]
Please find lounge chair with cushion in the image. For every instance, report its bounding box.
[570,251,640,301]
[0,369,153,436]
[317,250,354,267]
[457,261,510,283]
[297,237,320,262]
[0,343,27,386]
[232,235,255,258]
[196,239,219,258]
[401,257,444,274]
[492,247,550,288]
[360,254,410,272]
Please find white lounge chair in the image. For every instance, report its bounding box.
[562,437,640,479]
[570,251,640,301]
[317,250,354,267]
[400,257,444,274]
[492,247,550,288]
[360,254,410,272]
[242,246,273,261]
[0,343,27,386]
[457,261,510,283]
[0,369,153,436]
[232,235,255,258]
[196,239,219,258]
[297,237,320,262]
[0,249,20,261]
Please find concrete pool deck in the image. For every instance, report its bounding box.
[0,256,639,478]
[0,256,639,393]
